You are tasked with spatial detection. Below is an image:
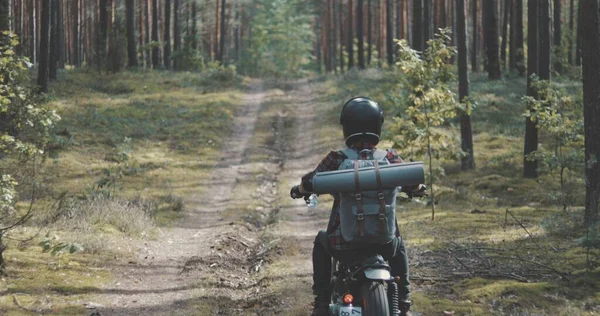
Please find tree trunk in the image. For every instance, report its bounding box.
[218,0,226,63]
[514,0,524,75]
[99,0,108,71]
[483,0,501,79]
[29,0,35,63]
[539,0,551,81]
[127,0,138,67]
[367,0,372,65]
[576,0,582,66]
[191,1,197,50]
[524,0,539,178]
[423,0,431,47]
[396,0,402,41]
[568,0,574,64]
[138,0,144,67]
[386,0,393,65]
[163,0,171,68]
[413,0,423,51]
[340,0,346,71]
[0,0,8,31]
[554,0,563,73]
[151,0,158,68]
[144,0,150,67]
[554,0,562,46]
[72,0,79,66]
[471,0,477,71]
[348,0,354,69]
[582,0,600,225]
[457,0,474,170]
[57,0,64,68]
[357,0,365,68]
[173,0,180,69]
[49,0,58,80]
[38,0,50,93]
[501,0,510,69]
[509,0,516,71]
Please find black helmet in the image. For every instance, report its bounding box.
[339,96,384,146]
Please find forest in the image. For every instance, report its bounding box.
[0,0,599,315]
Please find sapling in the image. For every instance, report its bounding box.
[391,29,463,220]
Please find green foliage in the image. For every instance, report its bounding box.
[523,78,584,209]
[0,32,60,223]
[39,235,83,257]
[240,0,314,77]
[390,30,463,167]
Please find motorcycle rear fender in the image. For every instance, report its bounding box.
[364,268,391,280]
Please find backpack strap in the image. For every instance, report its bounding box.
[353,161,365,237]
[340,148,359,160]
[374,160,387,233]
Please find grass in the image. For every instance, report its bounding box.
[0,68,247,314]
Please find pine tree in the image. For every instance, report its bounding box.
[127,0,138,67]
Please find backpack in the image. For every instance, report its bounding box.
[338,148,397,245]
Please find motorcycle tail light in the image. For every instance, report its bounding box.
[343,293,354,304]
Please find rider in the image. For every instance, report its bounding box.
[290,97,422,316]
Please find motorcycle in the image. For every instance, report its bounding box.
[302,194,399,316]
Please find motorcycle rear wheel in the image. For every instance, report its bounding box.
[359,281,390,316]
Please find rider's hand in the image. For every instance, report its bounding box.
[410,184,428,198]
[290,185,306,199]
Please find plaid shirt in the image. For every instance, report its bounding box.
[301,145,404,250]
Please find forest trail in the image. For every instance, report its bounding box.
[94,80,327,315]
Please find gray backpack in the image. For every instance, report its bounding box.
[338,148,397,245]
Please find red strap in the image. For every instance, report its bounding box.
[354,161,365,237]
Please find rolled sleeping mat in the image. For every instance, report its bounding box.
[311,162,425,194]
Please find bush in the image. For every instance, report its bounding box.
[54,195,154,237]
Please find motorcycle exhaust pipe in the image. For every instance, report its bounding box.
[311,162,425,194]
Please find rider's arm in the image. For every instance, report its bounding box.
[298,151,346,193]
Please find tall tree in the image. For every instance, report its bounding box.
[144,0,151,67]
[582,0,600,225]
[524,0,539,178]
[340,0,346,70]
[483,0,501,79]
[568,0,575,64]
[412,0,423,51]
[554,0,562,46]
[348,0,354,69]
[71,0,79,66]
[99,0,109,70]
[500,0,510,69]
[49,0,58,80]
[357,0,365,69]
[367,0,372,64]
[539,0,551,81]
[38,0,50,93]
[151,0,159,68]
[127,0,138,67]
[164,0,171,68]
[423,0,431,46]
[514,0,525,75]
[471,0,477,71]
[218,0,226,63]
[173,0,181,69]
[0,0,8,31]
[576,0,583,65]
[457,0,474,170]
[191,1,197,50]
[386,0,393,65]
[554,0,563,73]
[509,0,517,71]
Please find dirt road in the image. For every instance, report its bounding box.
[95,80,331,315]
